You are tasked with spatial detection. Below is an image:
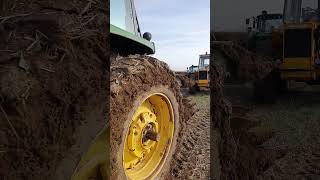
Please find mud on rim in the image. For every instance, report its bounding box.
[123,93,175,179]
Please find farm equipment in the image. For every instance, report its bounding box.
[254,0,320,102]
[187,65,198,77]
[245,11,283,57]
[280,0,320,82]
[186,65,198,83]
[191,52,210,92]
[73,0,186,179]
[246,11,283,34]
[197,53,210,88]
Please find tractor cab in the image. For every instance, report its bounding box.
[246,11,283,56]
[246,11,283,34]
[280,0,320,82]
[253,0,320,102]
[197,52,210,88]
[188,65,199,74]
[256,12,283,33]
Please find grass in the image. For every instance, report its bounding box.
[190,91,210,106]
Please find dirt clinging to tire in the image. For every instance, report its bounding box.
[0,0,109,179]
[110,55,195,179]
[175,72,195,89]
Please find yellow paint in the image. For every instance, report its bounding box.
[71,127,109,180]
[198,80,209,87]
[281,57,311,70]
[284,22,315,29]
[280,22,320,81]
[123,93,174,180]
[281,71,313,80]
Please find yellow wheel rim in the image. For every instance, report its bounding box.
[123,93,175,180]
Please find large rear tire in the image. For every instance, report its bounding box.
[110,55,183,180]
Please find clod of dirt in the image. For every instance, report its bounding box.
[175,71,195,89]
[0,0,109,179]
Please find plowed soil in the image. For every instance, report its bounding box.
[209,61,281,180]
[224,82,320,180]
[169,91,210,179]
[212,32,320,179]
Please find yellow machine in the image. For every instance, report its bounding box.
[196,52,210,88]
[280,0,320,82]
[280,22,320,81]
[254,0,320,102]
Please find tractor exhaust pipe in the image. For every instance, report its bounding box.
[283,0,302,23]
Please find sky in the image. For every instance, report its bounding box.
[212,0,285,32]
[135,0,210,71]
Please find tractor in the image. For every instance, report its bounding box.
[191,52,210,92]
[72,0,186,179]
[281,0,320,84]
[197,52,210,88]
[187,65,198,78]
[185,65,198,85]
[245,10,283,57]
[254,0,320,103]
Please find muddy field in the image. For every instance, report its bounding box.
[225,82,320,179]
[169,89,210,179]
[212,34,320,179]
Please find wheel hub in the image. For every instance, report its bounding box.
[142,124,160,143]
[127,112,159,159]
[123,93,175,179]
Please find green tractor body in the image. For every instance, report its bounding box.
[110,0,155,55]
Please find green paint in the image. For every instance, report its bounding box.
[110,24,155,54]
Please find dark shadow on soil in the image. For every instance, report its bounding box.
[224,82,320,179]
